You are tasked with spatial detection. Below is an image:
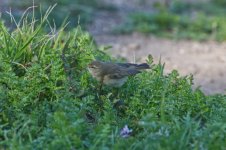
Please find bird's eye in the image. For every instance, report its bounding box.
[90,65,97,69]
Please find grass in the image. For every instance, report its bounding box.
[115,0,226,41]
[2,0,115,29]
[0,7,226,150]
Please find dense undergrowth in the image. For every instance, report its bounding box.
[0,8,226,150]
[116,0,226,41]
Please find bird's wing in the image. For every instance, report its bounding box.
[126,69,141,75]
[117,63,136,68]
[108,72,127,79]
[108,69,140,79]
[117,63,150,70]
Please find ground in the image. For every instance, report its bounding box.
[88,0,226,95]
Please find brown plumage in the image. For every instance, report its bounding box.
[88,60,150,88]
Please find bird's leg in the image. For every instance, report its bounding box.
[96,76,104,107]
[99,76,104,92]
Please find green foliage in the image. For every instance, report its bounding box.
[211,0,226,6]
[0,9,226,150]
[116,0,226,41]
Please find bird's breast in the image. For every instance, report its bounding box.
[88,68,102,81]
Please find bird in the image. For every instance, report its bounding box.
[88,60,150,89]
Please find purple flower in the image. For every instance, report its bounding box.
[120,125,133,138]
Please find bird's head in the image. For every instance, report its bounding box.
[88,60,103,75]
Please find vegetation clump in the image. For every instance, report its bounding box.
[0,8,226,150]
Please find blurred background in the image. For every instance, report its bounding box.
[0,0,226,94]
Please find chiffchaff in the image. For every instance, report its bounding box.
[88,60,150,88]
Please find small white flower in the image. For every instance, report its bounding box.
[120,125,133,138]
